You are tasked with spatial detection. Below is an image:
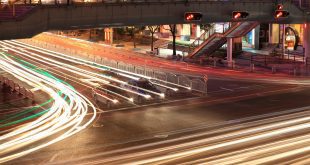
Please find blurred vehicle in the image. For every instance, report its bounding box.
[128,78,160,94]
[122,78,161,103]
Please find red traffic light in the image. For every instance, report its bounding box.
[277,4,284,10]
[275,10,289,18]
[184,12,202,21]
[232,11,249,19]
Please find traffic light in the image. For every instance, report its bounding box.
[232,11,249,20]
[277,4,284,10]
[275,10,289,18]
[184,12,203,21]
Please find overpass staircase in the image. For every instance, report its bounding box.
[188,21,259,59]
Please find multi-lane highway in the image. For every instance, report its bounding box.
[0,39,309,164]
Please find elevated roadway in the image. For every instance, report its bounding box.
[0,0,307,39]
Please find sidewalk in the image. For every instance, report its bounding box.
[28,33,309,81]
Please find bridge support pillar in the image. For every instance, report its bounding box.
[303,23,310,65]
[227,37,233,67]
[104,28,114,45]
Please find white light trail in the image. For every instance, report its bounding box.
[1,41,160,101]
[0,51,96,163]
[11,40,189,91]
[0,44,140,102]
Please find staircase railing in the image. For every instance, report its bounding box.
[188,24,215,50]
[188,22,240,55]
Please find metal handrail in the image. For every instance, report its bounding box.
[188,22,239,55]
[189,24,215,50]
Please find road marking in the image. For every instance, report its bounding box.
[154,135,169,139]
[269,99,281,102]
[48,153,59,162]
[92,123,104,128]
[238,86,250,89]
[102,96,201,113]
[220,87,234,92]
[86,86,302,115]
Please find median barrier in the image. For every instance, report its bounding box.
[145,68,154,77]
[135,66,145,75]
[127,64,135,73]
[8,80,15,91]
[0,75,4,84]
[110,60,118,68]
[20,39,209,94]
[26,90,34,100]
[154,71,167,81]
[178,76,191,88]
[20,87,26,96]
[191,78,207,95]
[14,83,20,93]
[167,73,178,84]
[118,62,127,71]
[3,77,9,86]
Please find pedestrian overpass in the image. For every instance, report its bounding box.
[0,0,307,39]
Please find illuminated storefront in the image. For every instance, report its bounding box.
[270,24,304,50]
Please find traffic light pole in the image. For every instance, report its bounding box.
[282,24,286,58]
[227,37,233,68]
[303,23,310,65]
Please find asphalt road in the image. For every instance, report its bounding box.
[3,77,309,164]
[0,40,309,164]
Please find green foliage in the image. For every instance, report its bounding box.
[115,28,125,36]
[200,23,213,31]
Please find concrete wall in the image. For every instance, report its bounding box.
[0,1,307,40]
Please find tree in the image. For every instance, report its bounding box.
[169,24,177,56]
[167,24,177,56]
[114,27,125,42]
[147,25,160,51]
[126,26,145,48]
[200,23,213,31]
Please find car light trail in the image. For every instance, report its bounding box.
[129,119,310,164]
[1,41,164,101]
[0,44,145,102]
[0,52,96,163]
[77,111,309,165]
[10,40,189,91]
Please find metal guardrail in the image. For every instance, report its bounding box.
[0,75,35,99]
[21,39,208,94]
